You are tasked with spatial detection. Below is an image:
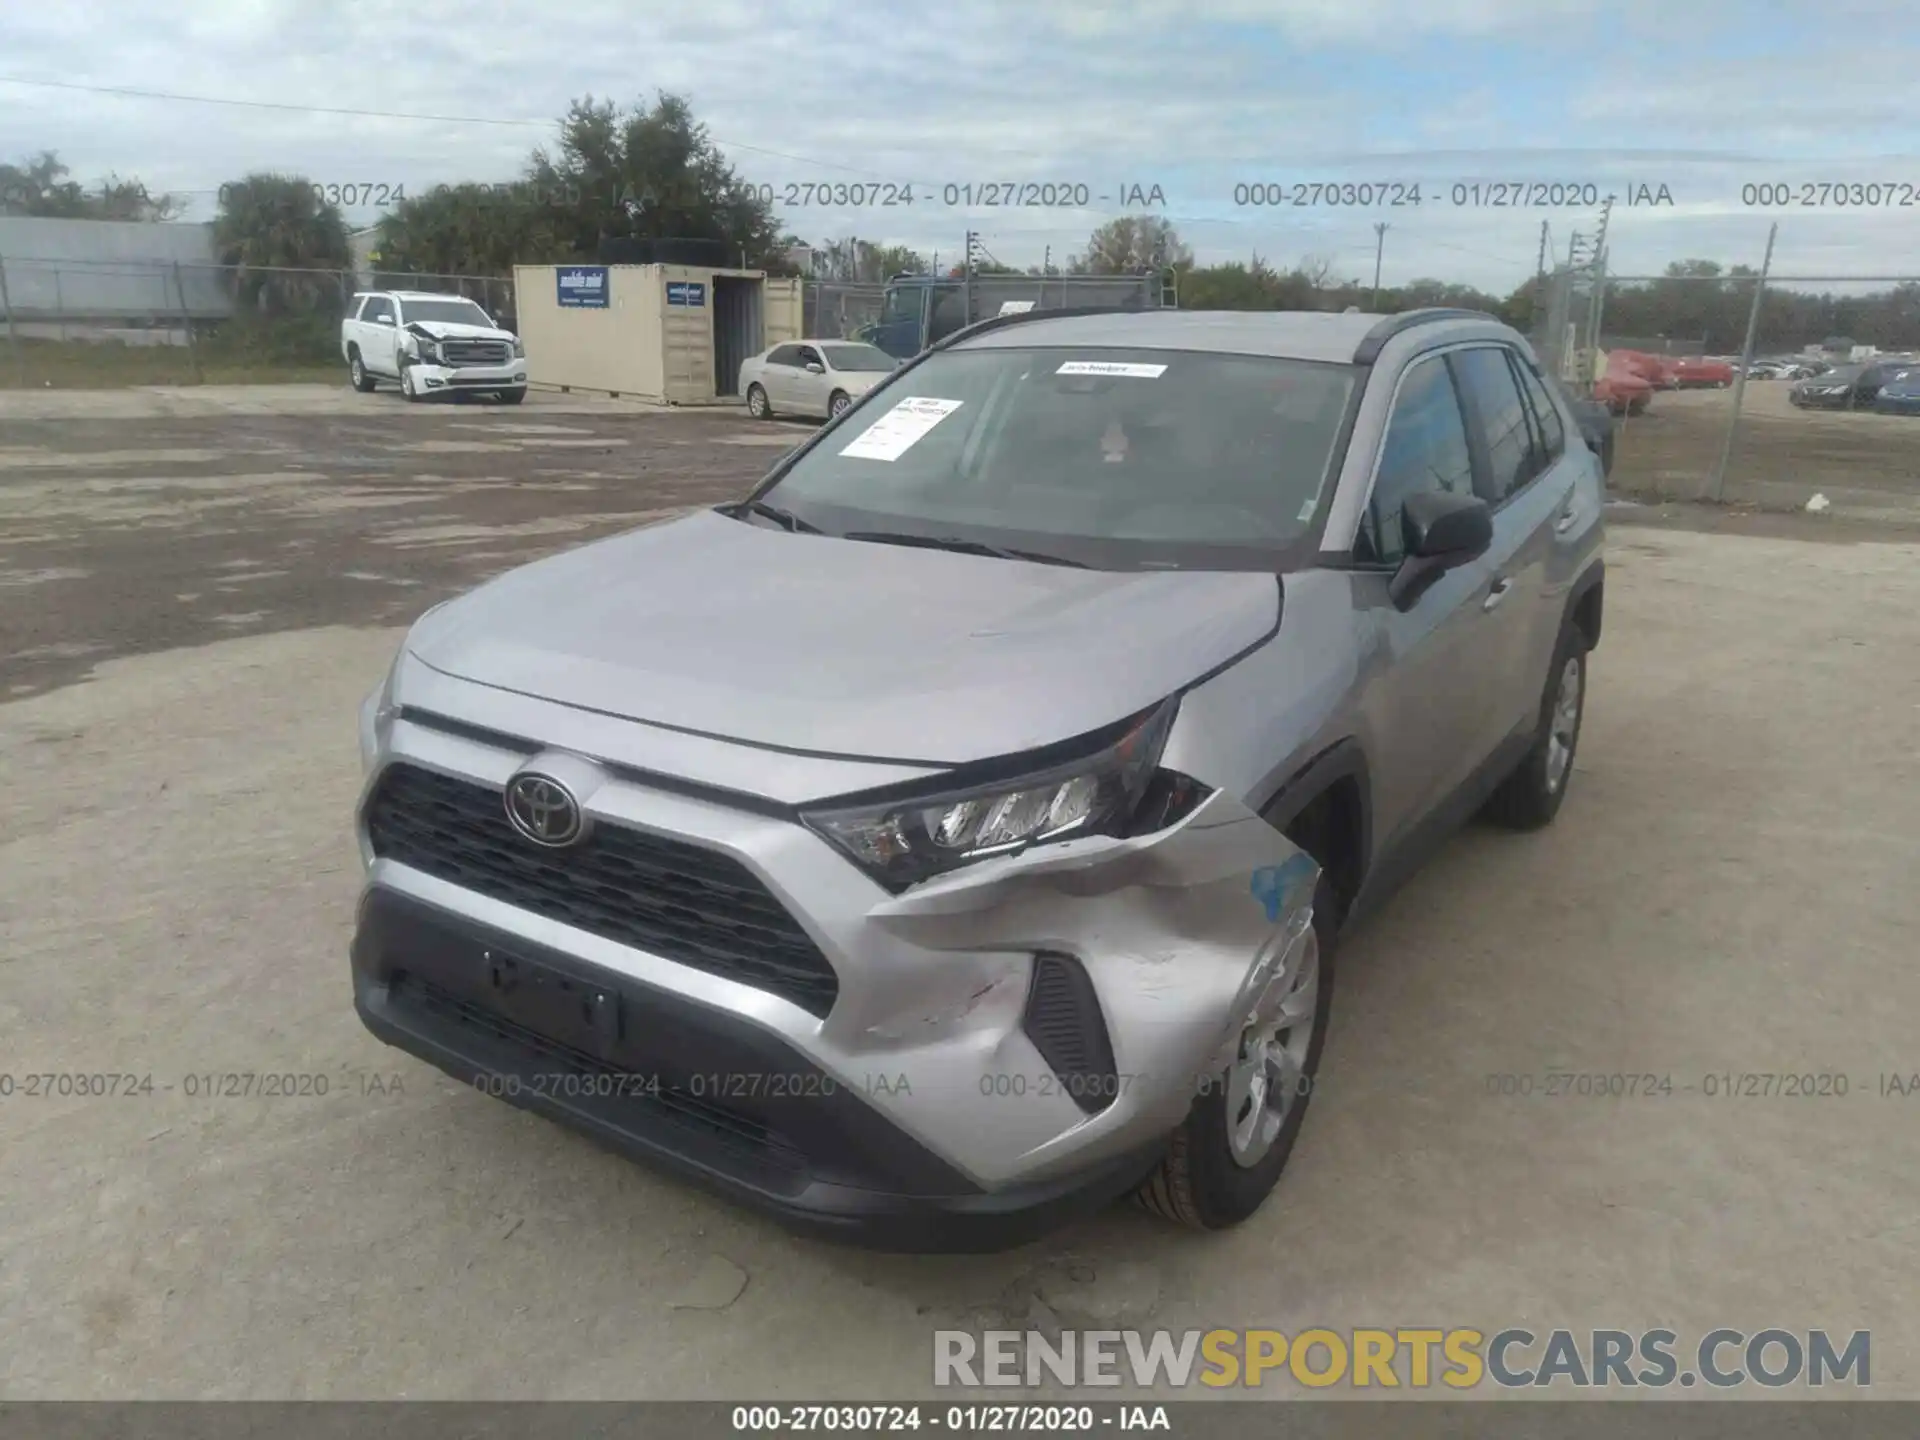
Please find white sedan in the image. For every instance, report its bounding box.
[739,339,898,421]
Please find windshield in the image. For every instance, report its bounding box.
[821,343,896,372]
[400,299,496,328]
[758,346,1358,569]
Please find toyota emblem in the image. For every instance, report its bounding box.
[504,772,584,847]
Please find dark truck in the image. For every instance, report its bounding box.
[866,272,1175,359]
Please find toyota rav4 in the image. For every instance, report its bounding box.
[351,306,1605,1251]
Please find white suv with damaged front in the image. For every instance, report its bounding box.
[352,306,1604,1252]
[342,290,527,404]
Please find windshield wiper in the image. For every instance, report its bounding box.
[840,530,1089,568]
[739,499,821,533]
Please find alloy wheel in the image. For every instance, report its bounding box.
[1545,655,1583,793]
[1225,927,1320,1168]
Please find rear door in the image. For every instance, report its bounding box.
[1448,344,1579,754]
[761,344,804,407]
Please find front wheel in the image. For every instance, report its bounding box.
[828,389,851,420]
[348,350,375,393]
[1484,626,1588,830]
[399,362,422,402]
[1136,871,1337,1231]
[746,383,772,419]
[498,387,526,405]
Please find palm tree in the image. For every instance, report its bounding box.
[213,174,352,314]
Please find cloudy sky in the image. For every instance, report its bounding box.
[5,0,1920,293]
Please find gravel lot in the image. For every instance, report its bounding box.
[4,387,1919,1400]
[1610,381,1920,518]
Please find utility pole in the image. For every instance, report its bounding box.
[963,229,977,327]
[1371,223,1388,309]
[1709,222,1778,504]
[1536,220,1549,287]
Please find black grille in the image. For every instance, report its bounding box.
[440,339,510,365]
[399,975,807,1177]
[364,763,839,1015]
[1023,953,1120,1116]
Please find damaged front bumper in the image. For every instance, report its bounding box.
[349,709,1318,1250]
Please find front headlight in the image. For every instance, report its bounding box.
[510,336,526,358]
[358,645,403,773]
[411,337,439,363]
[802,699,1209,890]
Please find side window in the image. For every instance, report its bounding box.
[1355,355,1475,566]
[767,344,801,367]
[1510,352,1566,466]
[363,296,393,324]
[1451,346,1535,502]
[797,346,823,369]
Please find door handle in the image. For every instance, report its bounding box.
[1554,503,1579,534]
[1483,577,1513,611]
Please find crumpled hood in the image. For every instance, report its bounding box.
[406,320,516,342]
[405,508,1280,766]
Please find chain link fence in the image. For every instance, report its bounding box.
[802,281,888,341]
[0,256,516,387]
[1531,255,1920,518]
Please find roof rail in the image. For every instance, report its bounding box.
[931,303,1156,352]
[1352,307,1501,364]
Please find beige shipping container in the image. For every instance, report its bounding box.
[513,263,802,404]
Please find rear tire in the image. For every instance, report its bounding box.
[1136,871,1337,1231]
[1484,624,1588,830]
[348,350,376,393]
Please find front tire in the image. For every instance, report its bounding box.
[399,361,422,403]
[746,383,772,419]
[1136,871,1337,1231]
[348,350,375,393]
[498,387,527,405]
[1484,625,1588,830]
[828,389,851,420]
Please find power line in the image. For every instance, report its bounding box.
[0,74,907,182]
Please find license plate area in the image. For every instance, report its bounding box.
[482,947,623,1063]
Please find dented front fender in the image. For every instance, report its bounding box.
[860,789,1320,1183]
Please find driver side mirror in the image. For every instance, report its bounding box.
[804,361,824,374]
[1388,491,1492,610]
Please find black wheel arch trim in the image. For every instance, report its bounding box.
[1255,737,1375,893]
[1568,559,1605,651]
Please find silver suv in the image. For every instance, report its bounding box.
[352,307,1605,1251]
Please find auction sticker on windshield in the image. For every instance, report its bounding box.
[1057,361,1168,378]
[840,397,965,462]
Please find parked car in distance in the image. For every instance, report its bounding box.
[351,306,1605,1251]
[741,340,900,420]
[342,291,527,403]
[1594,355,1653,416]
[1870,363,1920,415]
[1790,358,1912,409]
[1671,357,1734,388]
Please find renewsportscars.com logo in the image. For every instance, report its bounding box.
[933,1327,1871,1391]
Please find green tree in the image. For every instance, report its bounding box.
[375,182,564,277]
[0,149,181,220]
[212,172,352,316]
[524,93,783,267]
[1069,216,1191,274]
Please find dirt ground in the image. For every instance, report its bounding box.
[4,387,1920,1400]
[1609,381,1920,517]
